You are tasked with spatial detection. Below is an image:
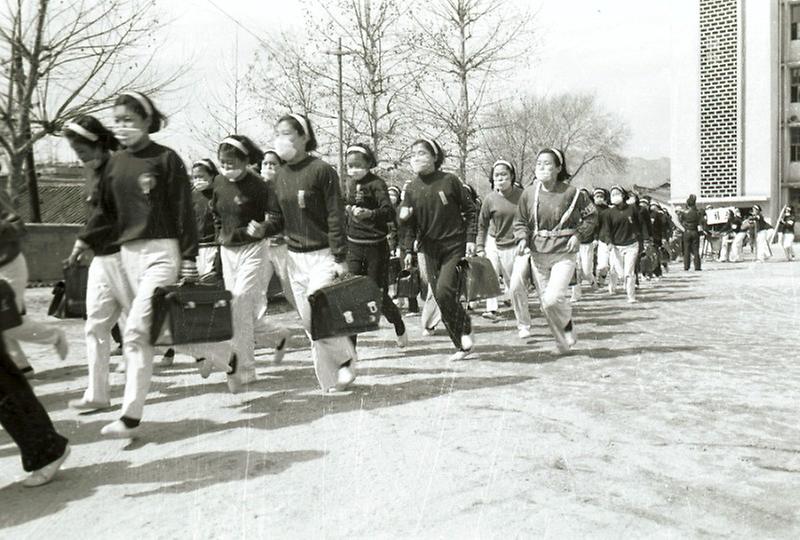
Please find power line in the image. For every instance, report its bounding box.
[203,0,273,51]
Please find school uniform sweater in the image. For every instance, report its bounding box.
[0,191,24,267]
[600,203,649,246]
[592,203,609,243]
[513,180,597,254]
[778,215,796,234]
[193,188,216,245]
[399,170,477,252]
[477,186,522,251]
[212,171,283,247]
[273,155,347,261]
[80,156,120,256]
[345,172,395,244]
[107,141,198,259]
[680,207,704,231]
[649,211,670,242]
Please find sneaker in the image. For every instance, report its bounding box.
[336,363,356,390]
[197,358,213,379]
[396,330,409,348]
[517,327,532,339]
[54,330,69,360]
[239,368,257,385]
[226,355,242,394]
[22,446,70,487]
[19,366,34,378]
[564,321,577,348]
[69,398,111,412]
[481,311,498,321]
[273,332,290,364]
[101,420,140,439]
[627,297,637,304]
[448,349,473,361]
[422,326,436,337]
[156,348,175,367]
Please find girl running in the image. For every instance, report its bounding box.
[399,138,477,360]
[344,143,407,347]
[592,188,612,287]
[191,158,220,276]
[601,185,650,303]
[272,113,357,393]
[101,91,198,439]
[63,116,132,411]
[476,159,531,338]
[513,148,596,353]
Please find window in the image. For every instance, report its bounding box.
[792,68,800,103]
[792,5,800,40]
[791,127,800,162]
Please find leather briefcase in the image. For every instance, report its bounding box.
[388,256,402,286]
[457,256,501,302]
[0,280,22,331]
[395,267,421,299]
[150,282,233,346]
[48,281,67,318]
[64,264,89,318]
[309,275,382,340]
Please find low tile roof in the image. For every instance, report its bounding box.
[17,183,88,224]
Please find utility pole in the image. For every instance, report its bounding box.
[324,38,352,184]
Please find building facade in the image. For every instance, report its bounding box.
[671,0,800,222]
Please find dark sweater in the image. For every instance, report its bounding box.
[0,191,24,267]
[399,170,477,251]
[274,155,346,261]
[108,141,198,259]
[211,171,282,247]
[80,156,120,256]
[193,188,216,245]
[680,207,705,231]
[345,172,395,243]
[600,203,649,246]
[778,215,796,234]
[477,186,522,250]
[649,211,670,242]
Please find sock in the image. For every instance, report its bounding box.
[194,357,205,363]
[341,359,352,368]
[564,320,573,332]
[121,416,140,428]
[275,337,287,351]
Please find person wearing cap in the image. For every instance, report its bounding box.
[476,159,531,338]
[272,113,358,393]
[514,148,596,353]
[679,194,703,271]
[592,187,613,287]
[399,137,477,360]
[601,185,649,302]
[776,206,796,261]
[744,205,772,263]
[344,143,407,347]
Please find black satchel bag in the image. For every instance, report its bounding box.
[309,275,382,340]
[0,280,22,331]
[395,267,421,299]
[48,281,67,318]
[457,256,502,302]
[48,264,89,319]
[150,282,233,346]
[387,256,402,286]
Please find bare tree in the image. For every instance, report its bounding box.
[409,0,536,182]
[481,92,629,187]
[0,0,183,219]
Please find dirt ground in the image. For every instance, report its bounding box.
[0,258,799,538]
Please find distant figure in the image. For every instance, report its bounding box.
[680,195,703,271]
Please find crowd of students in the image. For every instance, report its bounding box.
[0,89,796,488]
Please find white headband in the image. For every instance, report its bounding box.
[193,159,216,171]
[550,148,564,166]
[64,122,98,142]
[121,91,153,118]
[424,138,440,159]
[346,145,371,157]
[289,113,310,136]
[220,137,248,156]
[492,159,514,172]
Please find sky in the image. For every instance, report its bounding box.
[41,0,675,163]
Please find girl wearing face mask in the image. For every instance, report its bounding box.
[476,160,531,338]
[190,135,285,392]
[571,187,598,301]
[399,138,477,361]
[592,188,612,287]
[62,116,133,411]
[258,149,295,313]
[190,159,220,276]
[600,185,649,303]
[272,113,357,393]
[99,91,198,439]
[776,207,796,261]
[513,148,596,353]
[343,143,407,347]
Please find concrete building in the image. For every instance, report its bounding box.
[671,0,800,224]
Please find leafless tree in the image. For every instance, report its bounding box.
[0,0,184,219]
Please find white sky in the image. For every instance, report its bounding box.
[44,0,674,163]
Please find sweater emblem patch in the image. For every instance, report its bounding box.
[138,173,157,195]
[234,195,249,205]
[438,191,448,205]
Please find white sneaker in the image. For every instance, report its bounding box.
[336,364,356,390]
[54,330,69,360]
[517,327,532,339]
[22,446,70,487]
[69,398,111,412]
[460,334,474,351]
[197,358,214,379]
[422,326,436,337]
[564,323,577,348]
[101,420,140,439]
[396,331,409,348]
[226,374,243,394]
[155,348,175,367]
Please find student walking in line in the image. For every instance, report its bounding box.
[680,194,703,271]
[745,205,773,263]
[476,159,532,338]
[399,138,477,360]
[513,148,596,353]
[100,91,198,439]
[190,158,220,276]
[63,116,132,412]
[571,187,598,301]
[272,113,357,393]
[592,188,612,287]
[601,185,650,303]
[344,143,407,347]
[776,206,795,261]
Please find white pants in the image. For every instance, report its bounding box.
[610,243,639,301]
[779,232,795,260]
[119,239,179,420]
[755,230,771,262]
[730,232,746,262]
[287,249,356,391]
[261,242,295,310]
[578,242,596,285]
[529,252,576,332]
[484,236,531,330]
[718,235,733,262]
[596,240,611,281]
[196,246,217,276]
[84,253,132,404]
[0,254,63,369]
[418,253,442,331]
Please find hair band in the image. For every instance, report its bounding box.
[289,113,310,136]
[64,122,99,142]
[346,145,371,157]
[121,91,153,118]
[424,138,440,159]
[550,148,564,166]
[220,137,248,156]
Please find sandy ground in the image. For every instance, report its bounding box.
[1,257,799,538]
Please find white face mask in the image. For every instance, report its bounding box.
[114,127,144,147]
[193,179,211,191]
[348,167,368,180]
[410,156,434,175]
[221,168,243,181]
[262,168,277,181]
[274,136,298,162]
[610,193,624,206]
